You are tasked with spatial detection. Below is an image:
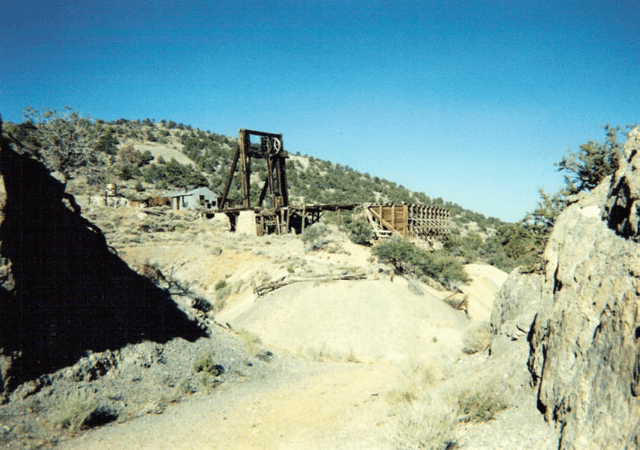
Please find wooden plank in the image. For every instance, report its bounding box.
[255,273,367,296]
[402,204,408,236]
[391,206,395,234]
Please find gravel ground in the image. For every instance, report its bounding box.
[0,315,275,450]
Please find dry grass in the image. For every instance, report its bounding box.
[305,344,339,362]
[393,391,458,450]
[297,344,361,363]
[178,378,196,395]
[235,329,263,355]
[49,390,100,432]
[387,360,438,405]
[345,348,360,363]
[390,358,508,449]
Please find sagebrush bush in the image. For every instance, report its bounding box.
[301,223,328,250]
[387,360,437,406]
[345,218,372,245]
[179,378,195,394]
[393,392,458,450]
[236,329,263,354]
[372,236,469,289]
[193,351,223,376]
[457,389,507,423]
[462,321,492,354]
[50,390,100,432]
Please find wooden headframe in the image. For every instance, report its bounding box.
[218,129,288,210]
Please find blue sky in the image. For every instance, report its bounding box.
[1,0,638,222]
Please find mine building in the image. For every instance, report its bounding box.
[168,186,217,210]
[216,128,450,245]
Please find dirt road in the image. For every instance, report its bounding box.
[60,360,401,450]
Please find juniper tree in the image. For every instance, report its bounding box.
[556,124,622,195]
[22,106,98,183]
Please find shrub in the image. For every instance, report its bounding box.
[556,124,622,195]
[444,230,483,262]
[236,329,262,354]
[457,389,507,423]
[94,132,118,155]
[201,372,221,390]
[179,379,195,394]
[346,348,359,363]
[415,252,469,289]
[373,236,469,289]
[346,218,373,245]
[21,106,99,180]
[393,392,458,450]
[462,321,492,354]
[213,296,227,313]
[193,351,223,376]
[301,223,328,250]
[372,236,415,273]
[139,150,154,166]
[118,165,138,180]
[118,143,141,168]
[387,360,437,406]
[50,390,103,432]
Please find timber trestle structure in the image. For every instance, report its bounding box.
[222,202,449,243]
[361,203,449,242]
[217,129,450,244]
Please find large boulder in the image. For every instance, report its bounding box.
[527,127,640,449]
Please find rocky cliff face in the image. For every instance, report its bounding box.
[520,127,640,449]
[0,126,205,398]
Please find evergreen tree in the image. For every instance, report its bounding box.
[556,124,622,194]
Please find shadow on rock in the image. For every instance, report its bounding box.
[0,142,206,394]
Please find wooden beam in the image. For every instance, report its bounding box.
[301,205,306,233]
[242,129,282,139]
[276,137,288,207]
[402,204,408,237]
[368,207,395,232]
[218,145,240,210]
[239,129,251,208]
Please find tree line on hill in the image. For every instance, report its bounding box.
[2,107,632,275]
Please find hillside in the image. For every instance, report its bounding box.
[1,115,558,449]
[3,115,503,224]
[5,114,525,272]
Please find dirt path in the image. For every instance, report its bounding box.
[60,360,401,450]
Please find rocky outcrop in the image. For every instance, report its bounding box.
[0,129,205,398]
[605,130,640,240]
[525,128,640,449]
[490,270,544,360]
